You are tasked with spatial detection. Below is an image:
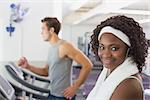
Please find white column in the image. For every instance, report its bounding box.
[51,0,62,38]
[0,18,4,61]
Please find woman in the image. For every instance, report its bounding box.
[86,15,148,100]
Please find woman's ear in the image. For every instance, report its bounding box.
[125,48,130,58]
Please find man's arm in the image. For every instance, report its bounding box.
[26,64,49,76]
[17,57,49,76]
[61,42,93,98]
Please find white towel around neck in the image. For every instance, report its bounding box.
[86,57,139,100]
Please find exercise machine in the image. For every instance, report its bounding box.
[0,74,16,100]
[0,62,51,100]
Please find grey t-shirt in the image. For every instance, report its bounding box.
[47,40,73,97]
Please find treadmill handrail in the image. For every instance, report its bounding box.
[21,68,50,83]
[5,65,50,93]
[8,62,50,83]
[9,81,49,100]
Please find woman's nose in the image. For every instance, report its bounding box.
[100,49,112,58]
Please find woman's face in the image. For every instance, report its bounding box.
[98,33,128,72]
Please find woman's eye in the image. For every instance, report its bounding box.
[99,46,104,50]
[111,47,118,51]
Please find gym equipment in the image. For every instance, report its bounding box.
[6,62,50,89]
[0,74,16,100]
[1,62,50,100]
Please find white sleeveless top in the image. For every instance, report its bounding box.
[128,75,144,91]
[86,57,142,100]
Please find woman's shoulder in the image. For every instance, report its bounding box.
[111,74,143,99]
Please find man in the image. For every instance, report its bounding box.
[18,17,93,100]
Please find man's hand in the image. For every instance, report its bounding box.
[63,85,77,99]
[17,57,29,69]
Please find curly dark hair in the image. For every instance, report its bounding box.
[90,15,148,73]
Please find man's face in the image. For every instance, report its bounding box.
[98,33,128,72]
[41,22,51,41]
